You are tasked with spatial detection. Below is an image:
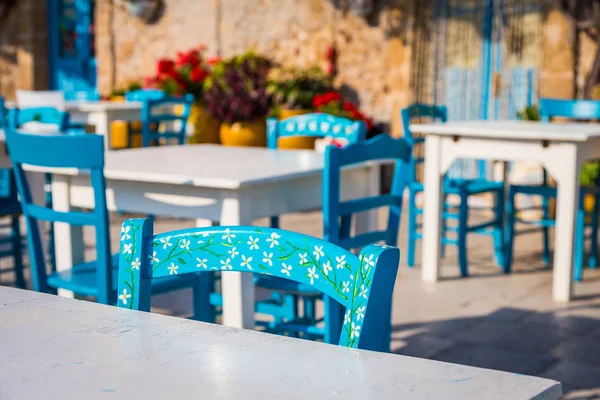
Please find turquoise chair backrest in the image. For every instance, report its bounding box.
[126,89,194,147]
[539,98,600,121]
[267,113,366,149]
[323,133,411,249]
[0,96,5,129]
[4,122,112,304]
[117,219,399,351]
[10,107,69,130]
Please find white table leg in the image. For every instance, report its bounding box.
[88,111,112,150]
[355,164,380,235]
[547,145,580,302]
[422,136,444,282]
[218,197,255,329]
[52,175,85,298]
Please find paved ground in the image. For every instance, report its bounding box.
[2,209,600,399]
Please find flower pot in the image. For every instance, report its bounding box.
[220,120,267,147]
[277,109,316,150]
[188,102,221,144]
[125,0,160,21]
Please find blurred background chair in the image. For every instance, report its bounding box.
[505,98,600,281]
[402,104,505,277]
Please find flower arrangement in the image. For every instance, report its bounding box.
[145,46,216,100]
[203,51,272,123]
[267,67,334,113]
[313,91,375,131]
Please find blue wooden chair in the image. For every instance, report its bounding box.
[402,104,505,276]
[125,89,193,148]
[505,98,600,280]
[0,169,25,288]
[256,134,409,349]
[9,107,71,273]
[266,113,367,229]
[117,219,399,351]
[4,128,210,314]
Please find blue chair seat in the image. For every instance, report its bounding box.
[47,253,199,299]
[410,179,504,195]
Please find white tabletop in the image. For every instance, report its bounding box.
[29,144,327,189]
[410,120,600,142]
[65,100,142,112]
[0,287,561,400]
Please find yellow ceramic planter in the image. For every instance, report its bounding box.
[278,109,316,150]
[188,102,221,144]
[220,120,267,147]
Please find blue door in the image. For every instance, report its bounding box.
[48,0,97,100]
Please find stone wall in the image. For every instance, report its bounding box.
[0,0,49,100]
[95,0,413,136]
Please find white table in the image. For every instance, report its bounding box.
[66,101,143,150]
[0,287,562,400]
[411,120,600,302]
[27,144,380,329]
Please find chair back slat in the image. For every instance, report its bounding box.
[118,219,399,351]
[324,134,410,248]
[24,204,97,226]
[539,98,600,121]
[267,113,366,149]
[126,90,193,147]
[16,90,66,110]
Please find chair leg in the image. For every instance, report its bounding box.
[492,189,505,268]
[574,195,586,282]
[269,216,280,229]
[457,190,469,277]
[588,192,600,269]
[542,195,551,266]
[441,194,448,259]
[11,216,25,289]
[191,272,215,322]
[323,295,343,345]
[407,190,417,268]
[504,187,516,274]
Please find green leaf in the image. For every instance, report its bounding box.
[259,263,269,270]
[124,281,134,291]
[255,228,264,235]
[177,258,187,265]
[152,242,160,247]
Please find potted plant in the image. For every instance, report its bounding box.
[312,91,376,132]
[266,67,334,149]
[145,45,221,144]
[204,51,272,147]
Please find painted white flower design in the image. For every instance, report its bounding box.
[202,232,210,237]
[350,322,361,339]
[149,251,159,264]
[222,228,236,243]
[262,252,273,267]
[336,255,346,269]
[342,281,350,293]
[307,266,319,284]
[123,243,132,255]
[240,255,253,270]
[344,310,351,325]
[118,289,131,305]
[247,236,259,250]
[299,253,308,265]
[281,263,292,277]
[323,261,333,276]
[313,245,324,261]
[120,226,131,242]
[350,274,355,280]
[359,284,368,299]
[131,258,140,270]
[160,236,172,250]
[356,306,366,321]
[180,239,190,251]
[197,240,204,244]
[220,258,232,270]
[228,247,239,259]
[196,258,208,269]
[266,232,280,248]
[168,263,179,275]
[361,254,375,269]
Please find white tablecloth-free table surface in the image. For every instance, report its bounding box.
[410,120,600,302]
[0,286,562,400]
[21,144,380,330]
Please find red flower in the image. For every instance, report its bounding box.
[323,91,341,104]
[191,66,209,83]
[157,59,175,74]
[176,50,201,67]
[312,94,325,108]
[364,118,374,131]
[207,56,222,66]
[342,101,356,112]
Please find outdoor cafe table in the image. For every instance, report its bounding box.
[18,144,380,330]
[0,286,562,400]
[410,120,600,303]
